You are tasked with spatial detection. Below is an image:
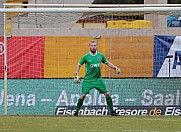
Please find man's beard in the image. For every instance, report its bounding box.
[90,49,96,53]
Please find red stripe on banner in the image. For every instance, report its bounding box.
[0,36,44,78]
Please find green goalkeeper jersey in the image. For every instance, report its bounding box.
[79,51,108,80]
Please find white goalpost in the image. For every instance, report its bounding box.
[1,4,181,115]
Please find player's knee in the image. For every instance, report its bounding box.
[80,94,86,100]
[104,92,110,98]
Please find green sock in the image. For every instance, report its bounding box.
[76,98,83,112]
[106,97,114,111]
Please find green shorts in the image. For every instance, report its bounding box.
[82,78,108,94]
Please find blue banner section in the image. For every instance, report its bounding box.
[173,51,181,69]
[0,79,181,115]
[154,35,175,77]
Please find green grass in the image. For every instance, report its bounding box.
[0,115,180,132]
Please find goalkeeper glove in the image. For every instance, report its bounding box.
[114,66,120,74]
[74,73,81,83]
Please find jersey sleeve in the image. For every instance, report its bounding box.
[102,54,108,64]
[79,55,86,65]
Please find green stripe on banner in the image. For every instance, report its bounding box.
[0,78,180,114]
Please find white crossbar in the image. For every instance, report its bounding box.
[3,4,181,7]
[0,7,181,13]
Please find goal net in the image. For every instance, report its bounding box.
[0,4,181,116]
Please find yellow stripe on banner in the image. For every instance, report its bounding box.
[105,36,153,78]
[44,36,152,78]
[44,36,106,78]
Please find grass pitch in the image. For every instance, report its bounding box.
[0,115,180,132]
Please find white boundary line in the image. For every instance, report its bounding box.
[0,129,14,131]
[123,130,148,132]
[6,116,180,122]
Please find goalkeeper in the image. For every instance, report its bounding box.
[74,40,120,116]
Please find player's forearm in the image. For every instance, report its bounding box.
[75,64,81,75]
[74,64,81,84]
[106,61,121,74]
[106,61,117,69]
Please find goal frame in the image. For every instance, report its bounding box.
[2,3,181,115]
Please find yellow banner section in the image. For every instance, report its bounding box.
[44,36,153,78]
[105,36,153,77]
[44,36,106,78]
